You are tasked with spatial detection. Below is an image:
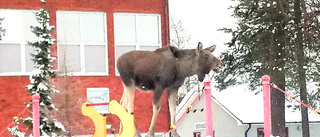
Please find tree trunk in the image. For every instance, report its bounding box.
[63,56,72,137]
[269,25,286,137]
[64,76,72,137]
[270,75,286,137]
[269,2,287,134]
[294,0,310,136]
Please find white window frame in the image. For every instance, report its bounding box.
[87,88,110,114]
[0,9,38,76]
[57,11,108,76]
[114,13,162,75]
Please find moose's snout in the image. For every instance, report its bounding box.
[213,60,223,72]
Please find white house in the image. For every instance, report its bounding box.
[175,83,320,137]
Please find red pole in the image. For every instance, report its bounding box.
[86,102,109,106]
[261,75,271,137]
[32,94,40,137]
[204,82,214,137]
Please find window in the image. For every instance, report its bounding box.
[257,127,288,137]
[87,88,110,114]
[257,128,264,137]
[114,13,161,75]
[57,11,108,75]
[0,9,38,75]
[193,132,201,137]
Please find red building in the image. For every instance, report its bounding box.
[0,0,170,136]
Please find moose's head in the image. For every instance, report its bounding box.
[194,42,223,81]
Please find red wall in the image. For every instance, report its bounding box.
[0,0,170,136]
[0,77,32,136]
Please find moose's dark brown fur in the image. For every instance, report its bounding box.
[117,42,222,137]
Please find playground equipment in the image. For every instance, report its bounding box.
[28,96,133,137]
[164,82,214,137]
[204,82,214,137]
[81,102,107,137]
[261,75,320,137]
[81,100,134,137]
[33,94,41,137]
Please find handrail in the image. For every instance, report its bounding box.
[270,82,319,115]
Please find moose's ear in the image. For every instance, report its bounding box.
[206,45,216,52]
[196,42,203,54]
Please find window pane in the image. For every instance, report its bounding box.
[58,45,81,72]
[0,10,22,42]
[57,12,81,43]
[115,45,136,61]
[82,12,105,43]
[137,15,160,44]
[23,10,38,41]
[115,45,135,74]
[87,88,110,114]
[26,44,36,72]
[140,45,159,51]
[84,45,106,73]
[114,14,136,43]
[0,44,21,72]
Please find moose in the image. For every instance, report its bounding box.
[117,42,223,137]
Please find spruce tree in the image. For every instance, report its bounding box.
[285,1,320,136]
[217,0,320,136]
[217,0,288,136]
[8,0,65,136]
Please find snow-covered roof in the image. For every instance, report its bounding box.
[213,84,320,124]
[176,84,202,122]
[176,83,320,125]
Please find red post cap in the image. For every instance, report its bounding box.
[32,94,41,100]
[204,82,211,90]
[261,75,271,82]
[204,82,211,87]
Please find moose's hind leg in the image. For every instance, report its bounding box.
[120,83,135,113]
[120,83,142,137]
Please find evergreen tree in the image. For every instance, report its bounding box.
[8,0,65,136]
[217,0,288,136]
[217,0,320,136]
[285,0,320,136]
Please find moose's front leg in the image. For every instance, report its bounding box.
[147,89,165,137]
[168,88,180,137]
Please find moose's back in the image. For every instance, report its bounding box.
[117,46,178,91]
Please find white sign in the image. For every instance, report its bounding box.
[194,122,206,130]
